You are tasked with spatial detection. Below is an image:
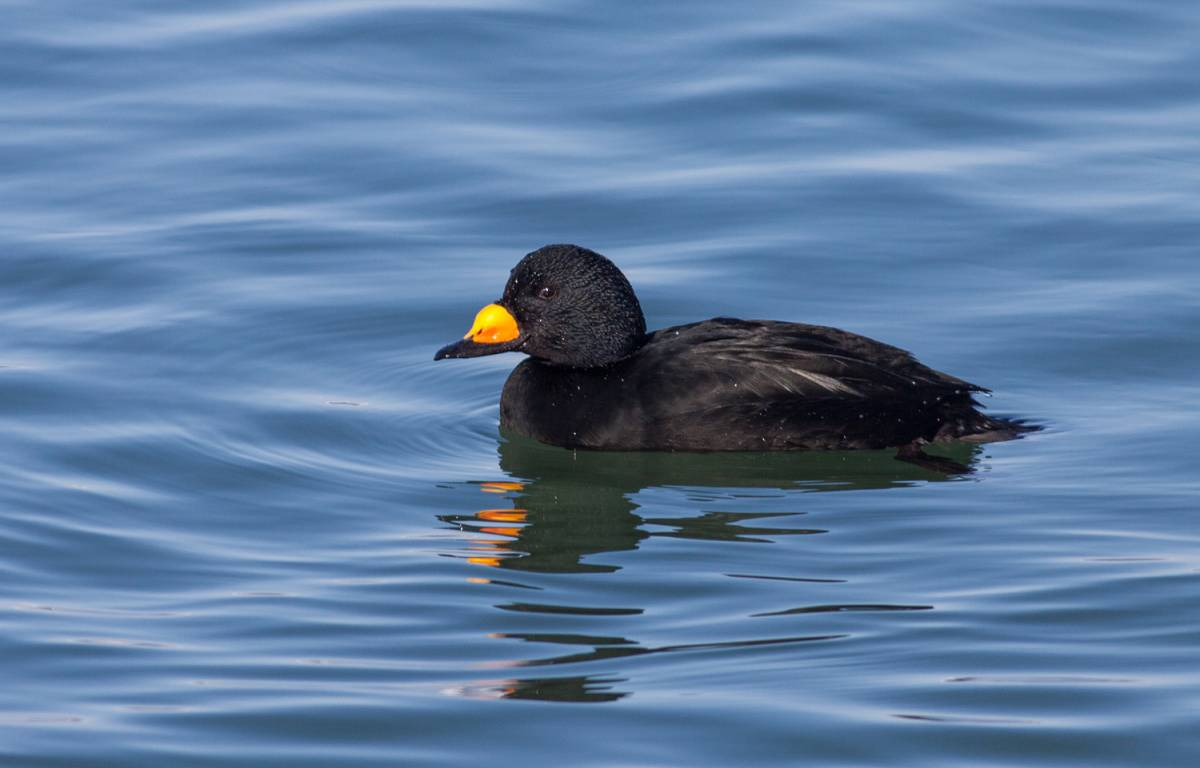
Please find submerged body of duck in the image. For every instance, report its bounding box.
[435,244,1031,454]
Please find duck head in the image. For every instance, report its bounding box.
[434,244,647,368]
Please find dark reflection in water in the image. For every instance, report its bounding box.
[454,675,628,705]
[494,631,847,669]
[459,632,848,704]
[439,433,978,703]
[441,431,979,574]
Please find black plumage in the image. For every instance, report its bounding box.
[435,244,1032,454]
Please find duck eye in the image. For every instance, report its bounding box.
[537,286,555,300]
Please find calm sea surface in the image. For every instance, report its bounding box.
[2,1,1199,766]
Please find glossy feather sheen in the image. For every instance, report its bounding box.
[501,317,1010,451]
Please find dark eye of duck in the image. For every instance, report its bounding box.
[537,286,555,300]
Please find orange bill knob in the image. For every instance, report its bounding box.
[463,303,520,344]
[434,302,524,360]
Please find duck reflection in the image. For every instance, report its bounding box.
[441,430,980,575]
[440,432,979,703]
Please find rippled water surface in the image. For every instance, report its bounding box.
[3,1,1199,765]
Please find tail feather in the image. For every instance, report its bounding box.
[935,412,1040,444]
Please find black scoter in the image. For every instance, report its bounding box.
[434,244,1031,455]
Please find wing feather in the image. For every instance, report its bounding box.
[634,318,982,419]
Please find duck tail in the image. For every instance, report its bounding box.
[934,412,1041,444]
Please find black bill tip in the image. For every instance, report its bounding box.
[434,337,524,361]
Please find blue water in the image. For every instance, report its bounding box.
[3,1,1199,765]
